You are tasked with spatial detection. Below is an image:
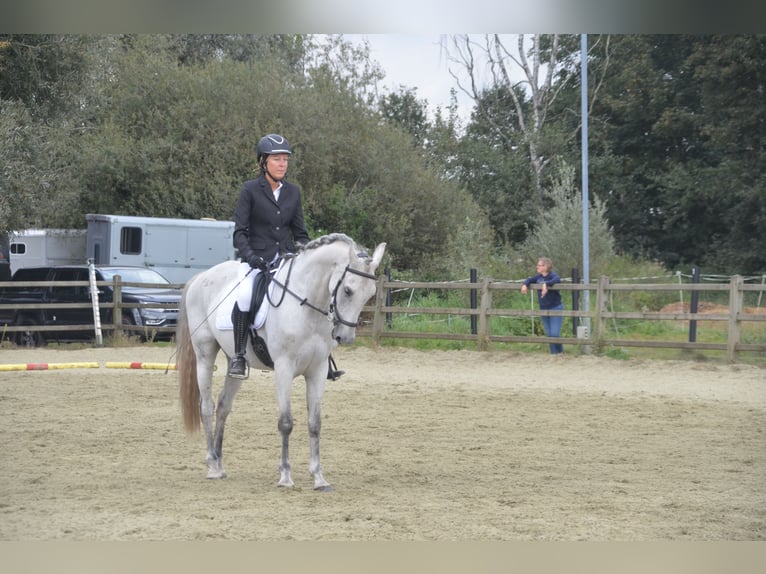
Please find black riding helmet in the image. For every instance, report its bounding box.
[257,134,292,165]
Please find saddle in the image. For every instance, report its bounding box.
[231,265,278,369]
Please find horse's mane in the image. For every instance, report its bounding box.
[300,233,371,260]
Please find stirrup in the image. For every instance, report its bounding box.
[327,355,344,380]
[228,355,249,379]
[327,368,345,381]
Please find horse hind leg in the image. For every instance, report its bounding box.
[190,351,223,479]
[205,376,243,479]
[308,423,332,492]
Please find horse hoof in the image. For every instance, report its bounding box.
[206,470,227,479]
[314,485,334,493]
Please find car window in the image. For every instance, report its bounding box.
[12,267,52,281]
[49,268,89,297]
[98,268,170,286]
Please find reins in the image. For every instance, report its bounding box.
[268,257,377,327]
[266,256,324,315]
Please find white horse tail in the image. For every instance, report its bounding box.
[177,279,200,434]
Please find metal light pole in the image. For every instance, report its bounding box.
[580,34,591,346]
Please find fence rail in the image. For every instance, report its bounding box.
[1,275,765,361]
[359,275,766,361]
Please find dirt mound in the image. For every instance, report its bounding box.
[660,302,766,315]
[661,301,729,314]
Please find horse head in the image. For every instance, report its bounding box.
[324,235,386,344]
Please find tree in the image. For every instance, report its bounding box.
[519,162,615,279]
[0,34,95,121]
[379,86,430,146]
[588,35,766,274]
[0,35,101,231]
[446,34,584,197]
[58,34,491,276]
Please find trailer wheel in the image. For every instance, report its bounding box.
[14,317,44,348]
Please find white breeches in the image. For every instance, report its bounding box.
[235,262,260,312]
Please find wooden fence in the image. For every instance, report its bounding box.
[0,278,183,341]
[1,275,765,361]
[359,275,766,361]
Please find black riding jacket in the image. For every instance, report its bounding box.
[232,174,311,263]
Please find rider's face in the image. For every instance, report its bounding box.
[265,153,289,180]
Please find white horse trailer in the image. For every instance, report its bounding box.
[8,229,88,275]
[85,214,237,284]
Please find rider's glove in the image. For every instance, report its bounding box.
[247,254,269,273]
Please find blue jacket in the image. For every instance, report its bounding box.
[523,272,563,309]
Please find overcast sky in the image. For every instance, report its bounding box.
[343,34,477,124]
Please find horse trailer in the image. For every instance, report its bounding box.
[85,214,237,284]
[6,215,237,284]
[7,229,88,275]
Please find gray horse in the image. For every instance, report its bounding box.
[177,233,385,490]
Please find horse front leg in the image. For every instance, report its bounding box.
[306,368,333,492]
[275,369,294,488]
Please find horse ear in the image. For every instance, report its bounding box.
[369,242,386,274]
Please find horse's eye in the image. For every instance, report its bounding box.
[343,286,352,297]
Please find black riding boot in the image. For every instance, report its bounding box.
[228,305,251,379]
[327,354,345,381]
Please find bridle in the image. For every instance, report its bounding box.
[329,266,378,327]
[267,257,377,328]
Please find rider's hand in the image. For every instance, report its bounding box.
[247,254,269,272]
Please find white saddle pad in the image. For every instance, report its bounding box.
[215,278,275,331]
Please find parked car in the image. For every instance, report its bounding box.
[0,265,182,347]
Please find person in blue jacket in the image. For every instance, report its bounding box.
[521,257,564,355]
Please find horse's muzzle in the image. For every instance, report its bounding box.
[333,328,356,345]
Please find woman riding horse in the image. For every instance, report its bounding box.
[230,133,343,381]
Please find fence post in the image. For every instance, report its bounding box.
[727,275,744,362]
[384,267,392,329]
[594,275,609,350]
[371,275,387,347]
[470,268,478,335]
[113,275,124,337]
[571,267,580,336]
[689,266,700,342]
[477,277,492,351]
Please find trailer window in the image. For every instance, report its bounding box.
[10,242,27,254]
[120,227,142,255]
